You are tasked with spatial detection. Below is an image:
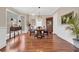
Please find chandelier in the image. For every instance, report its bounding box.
[37,7,42,21]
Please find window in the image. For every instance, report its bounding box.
[36,18,43,27]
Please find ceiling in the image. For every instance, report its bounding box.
[13,7,59,16]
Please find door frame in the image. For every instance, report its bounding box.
[46,17,53,34]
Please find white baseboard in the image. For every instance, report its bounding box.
[0,41,6,49]
[55,32,79,48]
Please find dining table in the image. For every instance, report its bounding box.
[35,29,44,38]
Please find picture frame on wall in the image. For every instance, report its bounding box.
[61,11,74,24]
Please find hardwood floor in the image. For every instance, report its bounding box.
[0,33,79,52]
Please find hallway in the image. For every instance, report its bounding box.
[0,33,79,52]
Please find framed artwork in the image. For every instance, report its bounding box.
[61,11,74,24]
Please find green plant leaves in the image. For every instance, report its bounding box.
[66,14,79,38]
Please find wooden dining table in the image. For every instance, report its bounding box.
[35,29,44,38]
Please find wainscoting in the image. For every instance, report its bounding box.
[0,27,7,49]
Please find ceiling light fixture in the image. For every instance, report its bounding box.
[38,7,42,20]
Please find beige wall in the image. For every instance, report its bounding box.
[0,7,21,27]
[0,7,7,49]
[6,8,29,33]
[0,7,6,27]
[28,15,48,28]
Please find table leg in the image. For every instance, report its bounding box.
[9,31,11,39]
[18,31,19,36]
[21,30,22,34]
[14,31,15,38]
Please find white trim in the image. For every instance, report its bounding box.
[6,8,18,15]
[6,8,20,34]
[5,8,7,28]
[0,41,6,49]
[0,27,7,28]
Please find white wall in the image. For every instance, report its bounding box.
[53,7,79,48]
[53,12,58,34]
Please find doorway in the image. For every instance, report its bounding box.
[46,17,53,34]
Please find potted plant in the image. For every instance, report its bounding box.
[66,14,79,41]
